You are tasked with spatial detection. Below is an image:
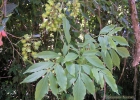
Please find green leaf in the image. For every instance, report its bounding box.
[102,69,118,94]
[101,51,113,70]
[109,49,120,69]
[73,77,86,100]
[64,52,78,62]
[35,75,49,100]
[62,43,69,56]
[109,27,123,35]
[49,72,59,96]
[92,68,100,83]
[24,61,54,74]
[85,56,105,68]
[99,25,116,34]
[82,65,92,75]
[21,70,46,83]
[55,64,67,91]
[108,37,117,50]
[116,47,130,58]
[81,73,95,94]
[85,34,96,42]
[98,72,104,88]
[35,51,60,59]
[66,62,75,76]
[82,50,98,57]
[98,36,108,53]
[112,36,129,46]
[63,17,71,43]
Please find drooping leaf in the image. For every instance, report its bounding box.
[73,77,86,100]
[99,25,116,34]
[35,75,49,100]
[85,56,105,68]
[64,52,78,62]
[116,47,130,58]
[21,70,46,83]
[63,17,71,43]
[35,51,60,59]
[81,73,95,94]
[98,72,104,88]
[49,72,59,96]
[101,51,113,70]
[102,69,118,94]
[66,62,75,76]
[24,61,54,74]
[55,64,67,91]
[92,68,100,83]
[112,36,129,46]
[109,49,120,69]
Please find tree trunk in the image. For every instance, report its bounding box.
[128,0,140,67]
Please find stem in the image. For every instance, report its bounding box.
[133,66,138,100]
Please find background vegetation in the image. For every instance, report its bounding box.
[0,0,140,100]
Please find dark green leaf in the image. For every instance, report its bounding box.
[55,64,67,91]
[73,77,86,100]
[35,75,49,100]
[81,73,95,94]
[21,70,46,83]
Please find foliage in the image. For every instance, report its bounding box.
[1,0,137,100]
